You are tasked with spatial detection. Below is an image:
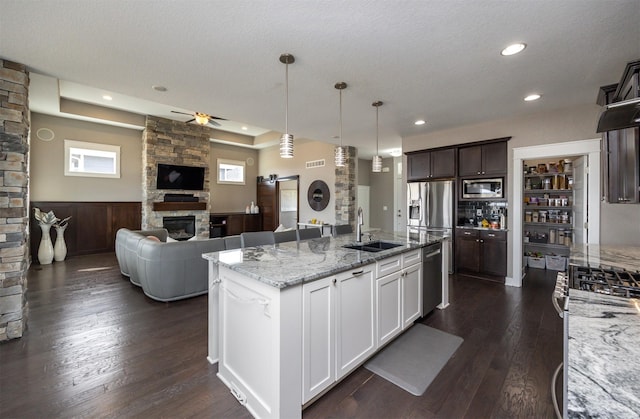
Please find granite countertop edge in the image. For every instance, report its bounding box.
[203,232,447,289]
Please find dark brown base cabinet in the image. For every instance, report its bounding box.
[455,228,507,281]
[30,201,141,259]
[209,213,262,237]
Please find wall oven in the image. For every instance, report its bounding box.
[461,178,503,199]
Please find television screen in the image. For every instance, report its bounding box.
[156,164,205,191]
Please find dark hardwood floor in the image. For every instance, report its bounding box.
[0,253,562,418]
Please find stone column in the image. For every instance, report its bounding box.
[334,146,357,229]
[0,60,30,341]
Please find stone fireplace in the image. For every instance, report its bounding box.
[141,116,210,238]
[163,216,196,240]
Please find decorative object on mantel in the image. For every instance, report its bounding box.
[33,208,71,264]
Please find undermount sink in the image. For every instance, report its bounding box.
[343,240,403,253]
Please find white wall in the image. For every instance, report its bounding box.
[402,103,640,281]
[258,140,336,225]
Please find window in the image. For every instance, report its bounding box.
[217,159,245,184]
[64,140,120,178]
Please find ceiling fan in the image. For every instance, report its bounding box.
[170,110,227,127]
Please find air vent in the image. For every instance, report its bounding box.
[306,159,326,169]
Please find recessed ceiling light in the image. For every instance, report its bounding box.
[102,95,112,101]
[524,94,541,101]
[152,85,167,92]
[501,43,526,56]
[241,126,248,131]
[389,149,402,157]
[414,119,426,126]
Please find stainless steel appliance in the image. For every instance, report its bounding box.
[461,178,503,199]
[422,242,442,315]
[407,180,453,273]
[571,266,640,297]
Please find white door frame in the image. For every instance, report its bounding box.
[508,138,601,287]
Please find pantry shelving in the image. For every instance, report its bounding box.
[523,161,574,269]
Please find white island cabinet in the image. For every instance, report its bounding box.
[303,264,376,403]
[204,233,448,419]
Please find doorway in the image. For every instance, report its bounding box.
[510,139,601,287]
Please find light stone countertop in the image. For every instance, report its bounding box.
[569,244,640,272]
[202,231,446,288]
[568,289,640,418]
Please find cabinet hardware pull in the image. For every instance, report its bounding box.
[332,278,337,285]
[476,239,480,242]
[352,270,364,276]
[480,239,484,243]
[488,234,495,237]
[464,232,471,235]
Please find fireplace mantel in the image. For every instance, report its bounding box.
[153,202,207,212]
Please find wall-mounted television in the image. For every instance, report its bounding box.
[156,163,205,191]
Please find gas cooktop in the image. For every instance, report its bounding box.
[571,266,640,298]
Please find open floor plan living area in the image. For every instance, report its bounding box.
[2,1,640,418]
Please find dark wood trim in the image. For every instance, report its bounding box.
[29,201,141,260]
[152,202,207,211]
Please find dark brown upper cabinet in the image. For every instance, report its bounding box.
[598,60,640,204]
[407,148,456,181]
[458,140,507,177]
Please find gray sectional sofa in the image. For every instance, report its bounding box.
[115,228,238,302]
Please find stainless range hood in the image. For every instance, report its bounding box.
[597,97,640,133]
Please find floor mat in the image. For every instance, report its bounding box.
[364,324,463,396]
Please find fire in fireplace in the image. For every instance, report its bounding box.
[163,216,196,241]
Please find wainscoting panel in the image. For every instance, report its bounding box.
[30,202,141,260]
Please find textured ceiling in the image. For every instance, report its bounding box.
[2,0,639,158]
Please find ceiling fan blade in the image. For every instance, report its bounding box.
[171,110,193,116]
[185,118,195,124]
[207,119,221,127]
[209,115,228,121]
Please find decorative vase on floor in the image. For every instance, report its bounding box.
[54,224,68,262]
[38,224,54,265]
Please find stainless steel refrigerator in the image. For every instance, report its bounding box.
[407,180,454,273]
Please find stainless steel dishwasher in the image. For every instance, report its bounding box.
[422,242,442,315]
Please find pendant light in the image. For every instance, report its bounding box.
[335,82,347,167]
[372,101,383,172]
[279,53,295,158]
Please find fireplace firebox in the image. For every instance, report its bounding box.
[163,216,196,241]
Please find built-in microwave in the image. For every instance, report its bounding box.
[461,178,503,199]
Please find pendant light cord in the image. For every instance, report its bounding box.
[339,88,343,147]
[284,62,289,135]
[375,105,379,154]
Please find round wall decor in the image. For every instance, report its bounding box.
[36,128,55,142]
[307,180,330,211]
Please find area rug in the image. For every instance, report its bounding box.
[364,324,463,396]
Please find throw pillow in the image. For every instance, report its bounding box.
[147,235,161,242]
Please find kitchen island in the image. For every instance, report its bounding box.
[203,231,448,419]
[567,244,640,418]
